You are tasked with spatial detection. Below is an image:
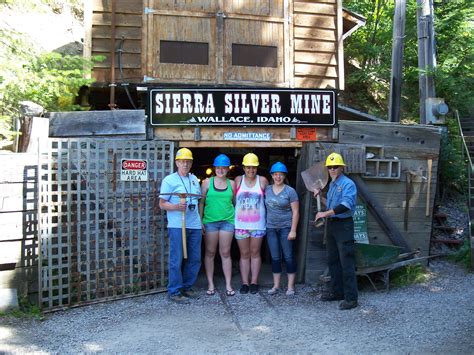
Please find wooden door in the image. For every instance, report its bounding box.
[144,0,290,86]
[146,0,218,83]
[223,0,288,85]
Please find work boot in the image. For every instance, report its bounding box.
[169,294,190,304]
[339,300,358,310]
[181,288,200,299]
[320,292,344,302]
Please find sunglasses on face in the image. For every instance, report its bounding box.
[328,166,341,170]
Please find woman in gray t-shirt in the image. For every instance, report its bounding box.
[264,162,299,296]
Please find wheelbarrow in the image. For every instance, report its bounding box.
[355,243,437,291]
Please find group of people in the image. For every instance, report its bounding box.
[159,148,358,310]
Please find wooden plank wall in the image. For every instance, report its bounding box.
[302,122,442,284]
[88,0,343,88]
[339,121,442,256]
[0,153,38,300]
[293,0,339,89]
[91,0,144,83]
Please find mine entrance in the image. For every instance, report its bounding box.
[191,147,301,283]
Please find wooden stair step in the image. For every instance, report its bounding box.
[431,239,463,245]
[433,226,456,232]
[434,211,448,219]
[434,211,448,224]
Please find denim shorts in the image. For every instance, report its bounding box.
[204,221,235,233]
[235,229,266,240]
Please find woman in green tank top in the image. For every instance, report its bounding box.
[199,154,236,296]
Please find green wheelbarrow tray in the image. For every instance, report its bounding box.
[355,243,404,269]
[354,244,441,291]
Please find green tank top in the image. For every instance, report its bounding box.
[203,177,235,224]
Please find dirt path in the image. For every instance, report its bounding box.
[1,261,473,354]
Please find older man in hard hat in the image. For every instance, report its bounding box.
[315,152,358,310]
[159,148,202,304]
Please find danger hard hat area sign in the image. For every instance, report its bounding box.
[121,159,148,181]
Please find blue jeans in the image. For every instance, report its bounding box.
[167,228,202,296]
[266,227,297,274]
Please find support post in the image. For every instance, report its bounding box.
[416,0,437,123]
[388,0,406,122]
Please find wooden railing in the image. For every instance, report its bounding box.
[455,110,474,271]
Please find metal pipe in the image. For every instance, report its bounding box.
[109,0,117,110]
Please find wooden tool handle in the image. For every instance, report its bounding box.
[426,159,433,217]
[181,197,188,259]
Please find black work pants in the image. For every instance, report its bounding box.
[326,218,358,302]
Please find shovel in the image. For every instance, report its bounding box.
[301,162,329,227]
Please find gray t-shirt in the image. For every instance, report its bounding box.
[264,184,299,229]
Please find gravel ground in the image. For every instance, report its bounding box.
[1,260,473,354]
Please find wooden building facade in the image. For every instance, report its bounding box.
[79,0,442,286]
[85,0,364,92]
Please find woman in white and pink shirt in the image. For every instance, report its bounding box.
[234,153,269,295]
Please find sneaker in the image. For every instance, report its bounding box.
[250,284,259,294]
[267,288,280,295]
[169,294,190,304]
[339,300,358,310]
[286,289,295,296]
[181,289,200,299]
[320,292,344,302]
[240,284,250,294]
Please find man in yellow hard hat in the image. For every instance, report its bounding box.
[159,148,202,304]
[315,152,358,310]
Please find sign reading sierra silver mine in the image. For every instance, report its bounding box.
[148,88,337,126]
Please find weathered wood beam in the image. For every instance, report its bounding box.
[48,110,146,137]
[351,174,411,252]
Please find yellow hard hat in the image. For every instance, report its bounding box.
[325,152,345,167]
[242,153,259,167]
[176,147,193,160]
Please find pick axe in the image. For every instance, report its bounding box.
[159,192,202,259]
[301,162,329,228]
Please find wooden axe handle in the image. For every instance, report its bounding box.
[426,159,433,217]
[180,197,188,259]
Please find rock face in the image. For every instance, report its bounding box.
[0,4,84,54]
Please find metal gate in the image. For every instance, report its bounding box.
[38,139,174,310]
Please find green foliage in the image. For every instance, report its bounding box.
[448,239,472,270]
[433,2,474,116]
[390,264,430,288]
[0,296,42,319]
[1,0,83,18]
[0,20,101,147]
[1,52,96,113]
[0,25,97,114]
[343,0,473,119]
[438,115,468,193]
